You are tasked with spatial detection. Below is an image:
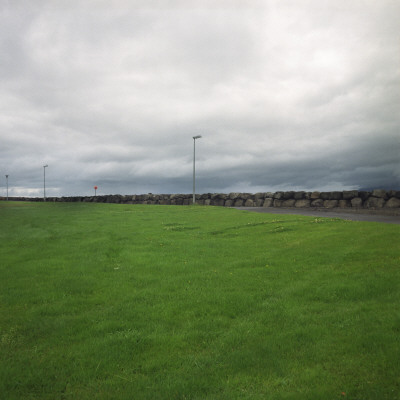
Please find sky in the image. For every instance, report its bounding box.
[1,0,399,197]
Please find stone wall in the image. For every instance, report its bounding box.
[3,189,400,210]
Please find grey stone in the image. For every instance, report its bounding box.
[331,192,343,200]
[385,197,400,208]
[311,199,324,207]
[282,199,296,207]
[274,192,284,200]
[262,198,273,207]
[254,192,267,200]
[224,199,233,207]
[364,197,385,208]
[234,199,244,207]
[343,190,359,200]
[323,200,338,208]
[372,189,387,199]
[294,191,306,200]
[351,197,363,208]
[320,192,331,200]
[256,199,264,207]
[359,191,371,200]
[295,199,310,208]
[338,200,351,208]
[310,191,320,199]
[244,199,255,207]
[283,191,295,200]
[273,199,283,207]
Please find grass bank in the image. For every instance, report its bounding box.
[1,202,399,399]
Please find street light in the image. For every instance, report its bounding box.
[43,165,48,201]
[5,175,8,201]
[192,135,202,204]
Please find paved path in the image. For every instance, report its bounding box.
[234,207,400,225]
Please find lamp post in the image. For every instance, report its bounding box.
[5,175,8,201]
[43,165,48,201]
[192,135,202,204]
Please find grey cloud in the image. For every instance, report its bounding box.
[1,1,399,197]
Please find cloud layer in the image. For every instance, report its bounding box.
[1,0,399,197]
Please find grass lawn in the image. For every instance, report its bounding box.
[0,201,399,399]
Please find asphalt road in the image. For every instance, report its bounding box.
[234,207,400,225]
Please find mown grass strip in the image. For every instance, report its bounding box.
[1,202,399,399]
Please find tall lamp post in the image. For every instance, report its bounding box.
[192,135,202,204]
[43,165,48,201]
[5,175,8,201]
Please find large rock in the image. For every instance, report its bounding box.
[311,199,324,207]
[310,191,320,199]
[372,189,387,199]
[234,199,244,207]
[364,197,385,208]
[273,199,283,207]
[359,191,371,200]
[385,197,400,208]
[254,192,267,201]
[294,191,306,200]
[282,199,296,207]
[262,198,273,207]
[339,200,351,208]
[351,197,363,208]
[295,199,310,208]
[273,192,284,200]
[224,199,234,207]
[256,199,264,207]
[343,190,358,200]
[323,200,338,208]
[244,199,255,207]
[283,191,295,200]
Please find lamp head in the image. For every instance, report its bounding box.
[193,135,202,139]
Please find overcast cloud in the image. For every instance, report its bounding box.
[1,0,399,197]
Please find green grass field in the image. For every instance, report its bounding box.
[1,202,399,399]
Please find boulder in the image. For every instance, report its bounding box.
[294,191,306,200]
[256,199,264,207]
[311,199,324,207]
[234,199,244,207]
[372,189,387,199]
[224,199,234,207]
[351,197,363,208]
[273,199,283,207]
[323,200,338,208]
[283,191,295,200]
[262,198,273,207]
[359,191,371,200]
[364,197,385,208]
[254,192,267,201]
[384,197,400,208]
[338,200,351,208]
[310,191,320,199]
[343,190,359,200]
[295,199,310,208]
[273,192,284,200]
[282,199,296,207]
[320,192,331,200]
[244,199,255,207]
